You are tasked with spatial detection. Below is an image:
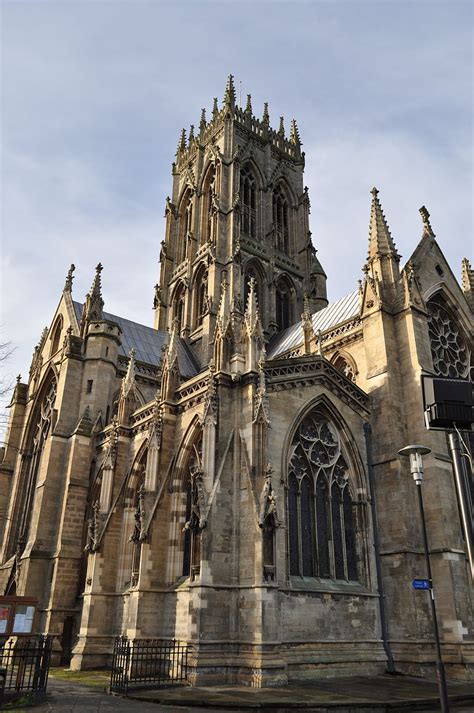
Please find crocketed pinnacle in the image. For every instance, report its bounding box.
[278,116,285,136]
[289,119,301,145]
[244,276,261,336]
[82,263,104,325]
[188,124,195,143]
[223,74,236,107]
[122,348,136,396]
[461,258,474,294]
[176,128,187,155]
[166,317,180,371]
[212,97,219,118]
[419,205,435,238]
[199,109,207,132]
[367,187,399,261]
[262,102,270,124]
[245,94,252,114]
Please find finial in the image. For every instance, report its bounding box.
[419,205,435,238]
[64,263,75,292]
[95,262,103,275]
[188,124,195,143]
[278,116,285,136]
[212,97,219,118]
[200,108,207,132]
[223,74,236,107]
[289,119,301,145]
[245,94,252,114]
[371,186,379,198]
[16,374,21,384]
[262,102,269,124]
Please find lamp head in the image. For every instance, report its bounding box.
[398,445,431,484]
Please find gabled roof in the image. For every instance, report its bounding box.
[267,290,360,360]
[73,302,199,378]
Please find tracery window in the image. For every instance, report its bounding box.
[240,166,256,238]
[427,295,469,378]
[273,185,289,253]
[18,379,57,551]
[332,355,356,383]
[288,410,358,581]
[182,436,203,582]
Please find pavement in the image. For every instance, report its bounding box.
[2,674,473,713]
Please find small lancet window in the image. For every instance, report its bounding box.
[50,318,63,356]
[177,192,193,263]
[194,268,208,328]
[276,279,292,331]
[273,185,289,253]
[240,166,256,238]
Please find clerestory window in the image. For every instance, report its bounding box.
[288,410,358,581]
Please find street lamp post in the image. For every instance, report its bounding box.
[398,445,450,713]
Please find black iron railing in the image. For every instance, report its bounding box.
[0,635,52,694]
[110,636,189,694]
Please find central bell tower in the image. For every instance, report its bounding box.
[154,75,327,363]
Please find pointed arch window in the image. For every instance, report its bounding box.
[273,185,289,253]
[193,267,209,329]
[426,294,469,379]
[240,166,256,238]
[177,191,193,263]
[332,354,356,383]
[16,378,57,555]
[202,164,217,245]
[287,410,358,581]
[172,283,186,333]
[50,316,63,356]
[276,278,292,331]
[182,436,203,582]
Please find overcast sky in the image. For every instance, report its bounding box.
[1,0,472,409]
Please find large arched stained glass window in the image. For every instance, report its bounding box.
[287,409,358,581]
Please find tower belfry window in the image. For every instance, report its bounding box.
[273,186,289,253]
[178,192,193,264]
[240,166,256,239]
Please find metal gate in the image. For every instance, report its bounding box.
[0,635,52,696]
[110,636,189,694]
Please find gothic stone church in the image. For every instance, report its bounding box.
[1,76,473,686]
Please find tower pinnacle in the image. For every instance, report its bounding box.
[223,74,236,108]
[367,187,399,261]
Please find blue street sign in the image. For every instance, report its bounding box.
[412,578,431,590]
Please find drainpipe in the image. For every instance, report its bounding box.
[363,421,396,674]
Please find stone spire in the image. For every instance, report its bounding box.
[419,205,435,238]
[289,119,301,145]
[63,264,75,292]
[461,258,474,311]
[80,263,104,335]
[223,74,236,108]
[367,188,399,262]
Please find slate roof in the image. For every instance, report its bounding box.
[267,290,361,360]
[73,302,199,378]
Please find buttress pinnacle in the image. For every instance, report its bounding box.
[367,188,399,261]
[223,74,236,107]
